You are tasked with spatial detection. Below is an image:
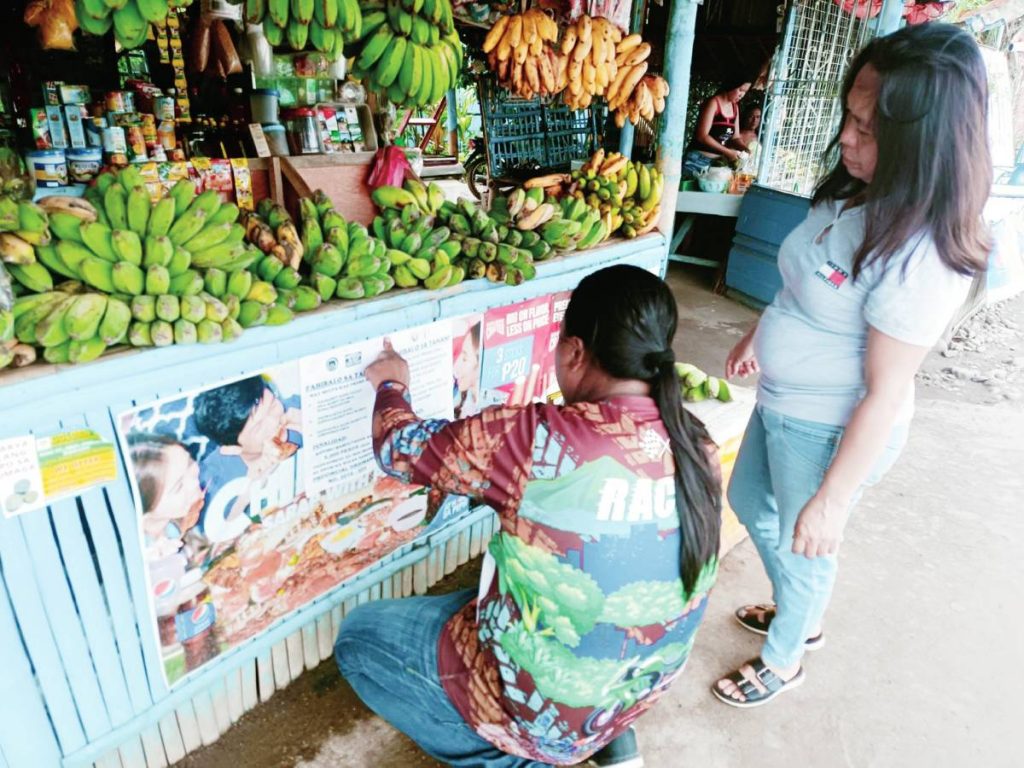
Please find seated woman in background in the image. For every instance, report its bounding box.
[682,76,752,178]
[729,101,762,153]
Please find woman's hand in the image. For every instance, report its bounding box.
[725,327,759,378]
[791,492,851,558]
[364,338,410,390]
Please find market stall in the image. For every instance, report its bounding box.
[0,2,745,767]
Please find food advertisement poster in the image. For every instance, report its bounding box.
[479,295,555,408]
[116,322,457,686]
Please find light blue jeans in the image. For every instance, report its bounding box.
[727,404,908,669]
[335,588,552,767]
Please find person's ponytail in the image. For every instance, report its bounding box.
[648,359,722,593]
[565,265,723,594]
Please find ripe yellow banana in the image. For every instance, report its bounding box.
[483,15,509,54]
[521,12,536,49]
[508,15,523,49]
[617,33,643,55]
[610,62,648,111]
[561,25,577,56]
[623,42,652,67]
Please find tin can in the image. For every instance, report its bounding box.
[157,119,177,151]
[125,125,147,160]
[141,113,157,146]
[102,126,127,154]
[106,91,128,113]
[155,96,176,121]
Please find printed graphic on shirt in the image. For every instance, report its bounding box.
[372,390,718,765]
[814,260,849,290]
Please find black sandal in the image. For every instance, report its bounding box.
[735,604,826,650]
[711,657,805,709]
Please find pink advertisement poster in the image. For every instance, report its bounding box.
[479,295,555,408]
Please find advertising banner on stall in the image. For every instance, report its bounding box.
[479,295,555,408]
[116,321,456,686]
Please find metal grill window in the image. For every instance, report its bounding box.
[757,1,879,196]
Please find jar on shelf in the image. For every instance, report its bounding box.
[250,88,280,125]
[282,108,321,155]
[262,123,290,156]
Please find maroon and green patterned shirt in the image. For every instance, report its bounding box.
[372,383,718,765]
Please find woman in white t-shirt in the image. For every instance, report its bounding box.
[713,23,992,708]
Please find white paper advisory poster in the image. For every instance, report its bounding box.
[298,319,454,498]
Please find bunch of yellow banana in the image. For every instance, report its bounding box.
[619,159,663,238]
[483,8,561,100]
[350,0,462,108]
[612,73,669,127]
[561,15,622,110]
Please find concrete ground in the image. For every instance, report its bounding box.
[178,266,1023,768]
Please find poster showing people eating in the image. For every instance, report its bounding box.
[117,321,457,686]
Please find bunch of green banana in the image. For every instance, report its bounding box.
[2,167,313,365]
[675,362,733,403]
[348,0,462,108]
[76,0,172,49]
[249,0,362,55]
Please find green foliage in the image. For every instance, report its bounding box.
[489,532,604,647]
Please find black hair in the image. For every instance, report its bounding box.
[718,73,753,95]
[193,376,267,447]
[814,23,991,278]
[563,265,721,592]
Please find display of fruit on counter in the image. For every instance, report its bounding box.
[504,149,663,243]
[296,189,402,301]
[347,0,463,108]
[568,150,663,238]
[246,0,362,56]
[2,165,319,367]
[497,181,609,253]
[676,362,732,403]
[482,8,561,101]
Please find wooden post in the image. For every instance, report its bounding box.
[655,0,700,240]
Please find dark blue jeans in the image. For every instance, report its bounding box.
[334,588,553,767]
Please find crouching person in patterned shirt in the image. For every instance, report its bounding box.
[335,265,723,767]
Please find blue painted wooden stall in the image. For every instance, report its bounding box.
[0,236,668,768]
[724,184,810,306]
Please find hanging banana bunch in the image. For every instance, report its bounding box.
[243,0,364,56]
[482,8,561,101]
[347,0,463,108]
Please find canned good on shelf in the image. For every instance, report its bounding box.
[25,149,67,187]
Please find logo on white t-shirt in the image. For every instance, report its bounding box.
[815,260,849,290]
